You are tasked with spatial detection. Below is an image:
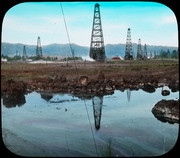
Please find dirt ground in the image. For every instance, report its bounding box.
[1,59,179,95]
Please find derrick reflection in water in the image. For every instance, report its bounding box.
[92,96,103,131]
[126,89,131,102]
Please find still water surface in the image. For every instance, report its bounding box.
[2,87,179,157]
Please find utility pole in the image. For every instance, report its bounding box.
[124,28,133,60]
[90,3,106,62]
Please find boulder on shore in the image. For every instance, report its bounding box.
[152,99,179,124]
[79,76,88,86]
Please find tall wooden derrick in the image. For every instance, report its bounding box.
[124,28,133,60]
[90,3,106,62]
[36,37,43,59]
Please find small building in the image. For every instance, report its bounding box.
[111,56,121,60]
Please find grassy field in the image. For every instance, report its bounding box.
[1,59,179,82]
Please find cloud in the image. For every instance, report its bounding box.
[41,16,63,24]
[103,23,127,30]
[161,15,177,24]
[2,15,65,34]
[2,15,69,45]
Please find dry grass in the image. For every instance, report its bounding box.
[1,59,179,82]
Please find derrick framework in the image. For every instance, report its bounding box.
[89,3,106,62]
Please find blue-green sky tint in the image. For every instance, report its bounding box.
[2,1,178,47]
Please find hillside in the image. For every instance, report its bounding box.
[1,42,177,59]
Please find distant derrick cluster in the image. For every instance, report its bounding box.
[4,3,176,62]
[136,39,148,60]
[89,3,150,61]
[137,39,143,59]
[20,37,43,61]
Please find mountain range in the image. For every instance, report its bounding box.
[1,42,178,59]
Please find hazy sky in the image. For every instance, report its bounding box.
[2,1,178,47]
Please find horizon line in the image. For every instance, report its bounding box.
[1,41,178,48]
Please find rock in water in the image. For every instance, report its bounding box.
[152,99,179,124]
[161,90,170,96]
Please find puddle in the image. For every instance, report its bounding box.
[1,88,179,156]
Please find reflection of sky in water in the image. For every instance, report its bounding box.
[2,88,179,157]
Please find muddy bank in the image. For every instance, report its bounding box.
[1,73,179,109]
[1,60,179,97]
[1,73,179,97]
[152,99,179,124]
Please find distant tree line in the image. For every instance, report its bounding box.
[157,49,179,59]
[1,54,40,62]
[1,54,22,62]
[61,56,83,61]
[43,56,58,61]
[1,54,83,62]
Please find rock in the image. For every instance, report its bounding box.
[105,85,112,91]
[99,86,104,91]
[142,83,156,93]
[161,90,170,96]
[79,76,88,86]
[168,80,179,92]
[54,75,66,82]
[152,99,179,124]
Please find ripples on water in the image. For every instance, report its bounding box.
[1,87,179,157]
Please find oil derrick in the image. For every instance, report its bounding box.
[150,51,152,59]
[137,39,143,59]
[90,3,106,62]
[36,37,43,59]
[16,50,18,56]
[124,28,133,60]
[22,46,27,60]
[143,44,147,59]
[154,51,157,58]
